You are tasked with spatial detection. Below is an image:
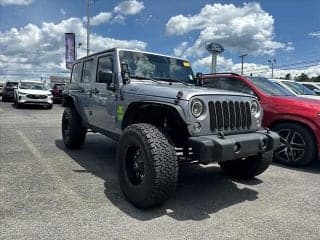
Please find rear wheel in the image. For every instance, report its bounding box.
[117,123,178,209]
[62,107,87,149]
[272,123,316,166]
[218,151,273,179]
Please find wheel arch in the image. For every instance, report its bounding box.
[122,101,189,146]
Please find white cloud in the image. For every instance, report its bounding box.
[309,31,320,38]
[0,17,147,80]
[114,0,144,15]
[89,12,112,26]
[0,0,33,5]
[167,3,289,58]
[192,55,320,79]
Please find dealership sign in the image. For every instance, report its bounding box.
[65,33,75,70]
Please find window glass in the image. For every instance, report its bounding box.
[282,81,316,95]
[249,77,294,96]
[119,50,195,84]
[82,59,94,83]
[97,56,113,83]
[71,63,82,83]
[203,77,254,95]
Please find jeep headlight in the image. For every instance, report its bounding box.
[191,99,205,118]
[251,100,261,118]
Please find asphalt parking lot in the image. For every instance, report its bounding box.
[0,99,320,240]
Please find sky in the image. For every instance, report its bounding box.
[0,0,320,80]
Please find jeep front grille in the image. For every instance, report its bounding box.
[208,100,251,132]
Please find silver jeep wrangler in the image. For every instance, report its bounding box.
[62,48,280,208]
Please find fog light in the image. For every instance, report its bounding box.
[233,143,241,153]
[194,122,201,132]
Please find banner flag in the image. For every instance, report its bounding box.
[65,33,75,70]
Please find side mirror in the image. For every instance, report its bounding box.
[98,70,113,84]
[98,70,116,91]
[121,62,130,84]
[196,72,203,86]
[314,89,320,95]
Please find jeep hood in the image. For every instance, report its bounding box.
[122,80,253,100]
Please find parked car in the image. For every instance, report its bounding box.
[0,80,4,96]
[51,83,66,103]
[61,49,279,208]
[271,79,320,100]
[14,80,53,109]
[200,73,320,167]
[2,81,18,101]
[300,82,320,95]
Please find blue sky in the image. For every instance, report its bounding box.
[0,0,320,79]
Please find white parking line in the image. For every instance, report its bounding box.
[16,129,42,160]
[16,129,83,200]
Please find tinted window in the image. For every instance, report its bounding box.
[71,63,82,83]
[82,59,94,83]
[97,55,113,83]
[282,81,316,95]
[6,82,18,87]
[203,77,254,95]
[249,77,294,96]
[20,82,47,90]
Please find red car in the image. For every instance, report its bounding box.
[200,73,320,167]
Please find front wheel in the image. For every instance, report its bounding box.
[117,123,178,209]
[218,151,273,179]
[62,107,87,149]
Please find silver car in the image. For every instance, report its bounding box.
[61,48,280,208]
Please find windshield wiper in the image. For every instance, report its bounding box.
[130,75,158,82]
[152,77,189,86]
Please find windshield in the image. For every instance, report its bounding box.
[282,81,316,95]
[20,82,48,90]
[6,82,18,87]
[248,77,294,96]
[119,50,195,84]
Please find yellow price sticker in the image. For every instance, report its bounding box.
[182,61,191,67]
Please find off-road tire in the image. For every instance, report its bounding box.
[117,123,178,209]
[62,107,87,149]
[272,123,316,166]
[218,151,273,179]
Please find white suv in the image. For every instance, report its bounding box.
[14,80,53,109]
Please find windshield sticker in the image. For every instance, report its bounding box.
[117,105,124,121]
[182,61,191,67]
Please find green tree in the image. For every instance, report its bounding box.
[295,73,309,82]
[284,73,291,80]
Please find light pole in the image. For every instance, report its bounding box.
[205,42,224,73]
[239,54,248,75]
[268,59,276,78]
[76,42,82,59]
[86,0,96,56]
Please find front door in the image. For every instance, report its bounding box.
[89,53,118,133]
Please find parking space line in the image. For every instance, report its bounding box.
[15,129,83,201]
[16,129,42,160]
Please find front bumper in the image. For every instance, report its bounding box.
[188,130,280,163]
[18,95,53,105]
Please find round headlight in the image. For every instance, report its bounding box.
[251,100,261,117]
[191,99,204,118]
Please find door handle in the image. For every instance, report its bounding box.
[92,88,99,94]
